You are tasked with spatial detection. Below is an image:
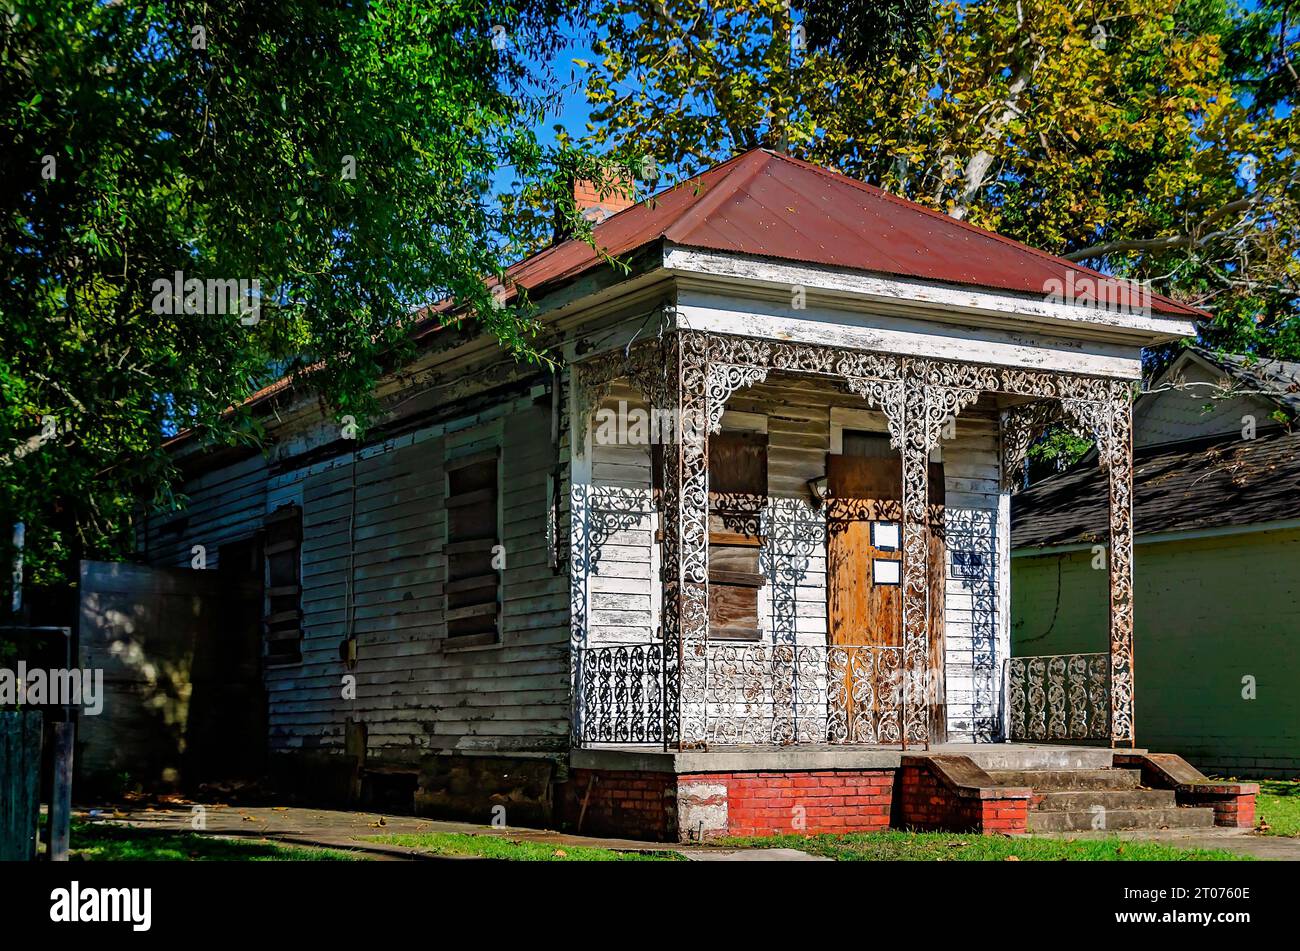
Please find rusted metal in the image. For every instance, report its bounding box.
[508,148,1200,318]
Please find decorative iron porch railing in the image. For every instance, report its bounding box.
[1007,653,1111,741]
[575,642,907,748]
[575,643,669,745]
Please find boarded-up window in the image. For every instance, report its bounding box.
[444,448,501,643]
[708,431,767,640]
[263,505,303,665]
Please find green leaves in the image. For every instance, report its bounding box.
[579,0,1298,369]
[0,0,582,577]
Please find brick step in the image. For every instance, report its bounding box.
[1026,805,1217,833]
[986,768,1142,791]
[1034,789,1176,812]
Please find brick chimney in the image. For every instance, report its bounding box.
[573,177,635,224]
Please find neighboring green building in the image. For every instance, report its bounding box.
[1012,350,1300,778]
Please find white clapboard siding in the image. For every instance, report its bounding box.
[581,385,657,646]
[940,401,1003,742]
[146,378,573,759]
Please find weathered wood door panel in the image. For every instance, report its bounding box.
[707,431,768,640]
[826,438,946,743]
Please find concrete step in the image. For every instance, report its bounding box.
[1034,789,1176,812]
[986,768,1141,791]
[1027,806,1216,833]
[957,745,1116,771]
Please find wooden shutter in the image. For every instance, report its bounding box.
[263,505,303,664]
[445,448,501,642]
[707,431,767,639]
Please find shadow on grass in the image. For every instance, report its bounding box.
[71,821,363,862]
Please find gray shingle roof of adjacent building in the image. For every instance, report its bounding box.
[1011,427,1300,549]
[1204,351,1300,417]
[1012,350,1300,550]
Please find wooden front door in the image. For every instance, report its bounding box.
[826,432,946,743]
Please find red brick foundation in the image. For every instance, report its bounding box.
[562,767,895,842]
[1207,792,1257,829]
[564,769,677,841]
[562,757,1033,842]
[1180,782,1258,829]
[681,770,893,838]
[895,759,1030,834]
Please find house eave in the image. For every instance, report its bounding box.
[662,244,1198,348]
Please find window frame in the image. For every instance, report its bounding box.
[262,504,303,666]
[442,444,503,648]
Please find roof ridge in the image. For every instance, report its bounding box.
[662,149,773,244]
[765,151,1202,319]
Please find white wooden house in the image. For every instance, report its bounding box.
[92,149,1261,840]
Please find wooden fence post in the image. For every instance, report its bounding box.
[48,720,75,861]
[0,710,43,861]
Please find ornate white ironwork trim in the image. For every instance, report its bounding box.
[705,363,769,433]
[570,329,1139,748]
[1008,653,1110,741]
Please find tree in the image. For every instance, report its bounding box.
[582,0,935,180]
[578,0,1298,472]
[580,1,1298,356]
[0,0,602,588]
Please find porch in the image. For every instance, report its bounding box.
[563,741,1257,843]
[574,641,1115,749]
[569,329,1136,753]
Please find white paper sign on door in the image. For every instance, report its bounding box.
[871,520,900,551]
[872,558,901,585]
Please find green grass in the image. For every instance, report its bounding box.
[365,832,680,861]
[712,830,1249,861]
[1255,780,1300,837]
[71,821,363,861]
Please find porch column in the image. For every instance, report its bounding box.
[660,330,711,749]
[901,360,994,748]
[899,363,933,748]
[1102,393,1136,746]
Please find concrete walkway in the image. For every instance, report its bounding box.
[81,803,828,861]
[82,803,1298,861]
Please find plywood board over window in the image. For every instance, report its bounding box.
[708,431,768,640]
[263,504,303,665]
[444,447,501,645]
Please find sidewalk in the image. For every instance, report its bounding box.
[81,803,828,861]
[82,803,1296,861]
[1025,827,1300,860]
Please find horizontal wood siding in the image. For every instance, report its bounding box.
[939,401,1004,742]
[584,385,656,645]
[731,378,829,646]
[141,454,269,569]
[146,382,571,761]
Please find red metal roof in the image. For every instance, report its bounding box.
[507,148,1202,319]
[170,149,1202,448]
